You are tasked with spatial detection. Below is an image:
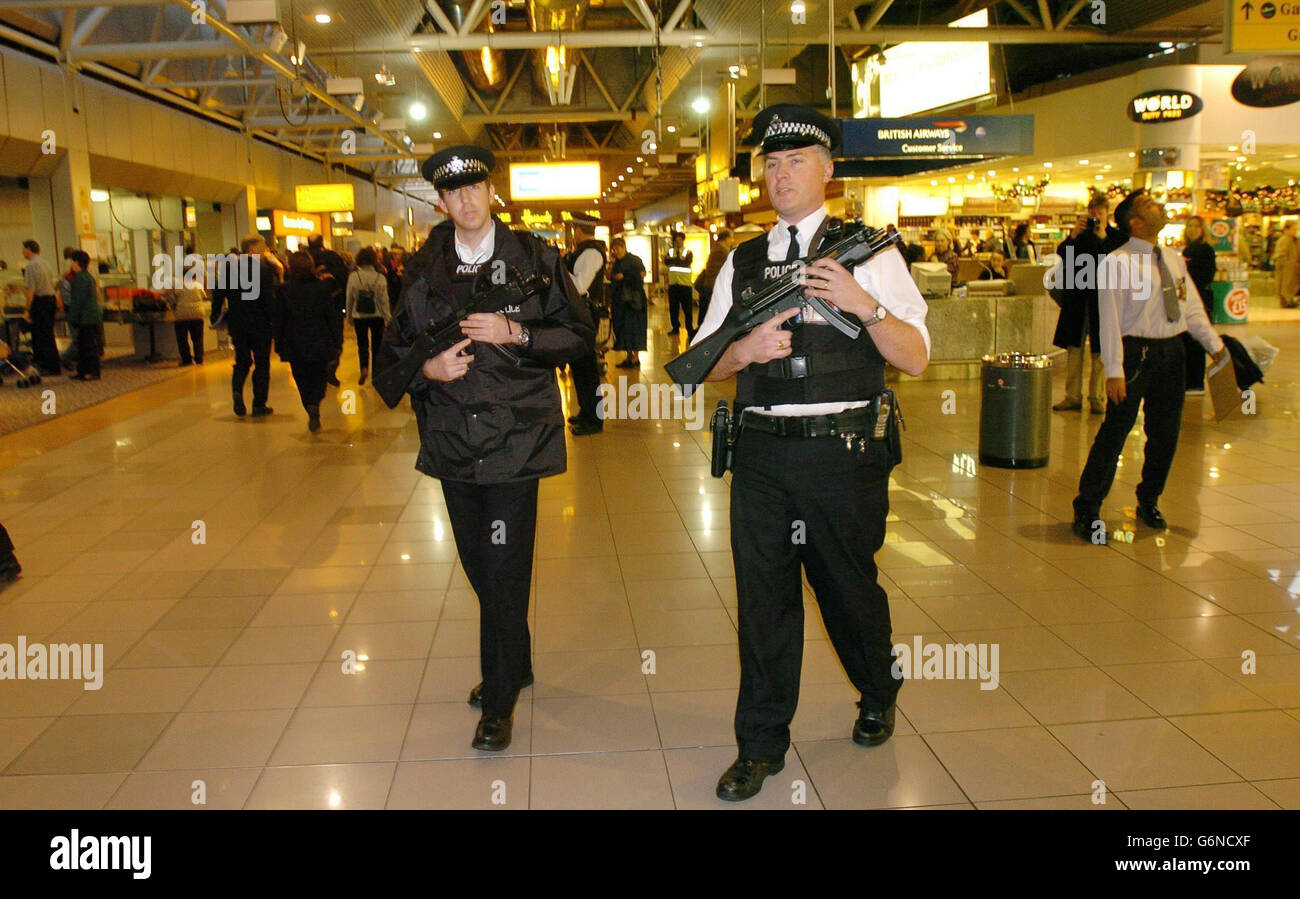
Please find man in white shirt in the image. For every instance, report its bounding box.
[1072,189,1226,540]
[689,104,930,802]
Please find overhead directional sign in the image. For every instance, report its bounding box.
[1225,0,1300,54]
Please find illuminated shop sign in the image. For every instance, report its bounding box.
[854,10,992,119]
[1231,56,1300,108]
[295,183,356,212]
[1127,90,1204,123]
[508,162,601,201]
[272,209,323,237]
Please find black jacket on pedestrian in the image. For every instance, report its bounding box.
[273,277,343,363]
[213,254,277,329]
[308,244,349,309]
[1183,241,1217,313]
[379,217,594,484]
[1053,224,1125,350]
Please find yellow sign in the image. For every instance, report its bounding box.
[295,183,356,212]
[272,209,323,237]
[519,209,555,229]
[1226,0,1300,53]
[508,162,601,200]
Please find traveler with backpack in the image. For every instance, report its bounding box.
[346,246,391,386]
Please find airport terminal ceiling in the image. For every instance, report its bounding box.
[0,0,1226,213]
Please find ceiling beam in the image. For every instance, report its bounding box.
[491,52,529,115]
[664,0,692,32]
[1036,0,1054,29]
[1055,0,1092,30]
[319,30,714,53]
[1001,0,1041,26]
[578,50,619,112]
[70,5,110,45]
[69,40,279,62]
[462,110,635,125]
[623,0,653,30]
[421,0,458,36]
[459,0,489,36]
[145,77,276,88]
[861,0,894,30]
[0,0,162,7]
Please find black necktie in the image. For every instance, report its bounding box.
[784,225,800,263]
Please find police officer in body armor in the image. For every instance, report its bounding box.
[690,105,932,801]
[564,220,607,436]
[378,146,594,751]
[663,231,695,339]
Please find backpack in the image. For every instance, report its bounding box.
[355,271,379,316]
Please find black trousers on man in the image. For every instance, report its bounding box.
[28,295,61,374]
[289,359,328,410]
[730,427,900,762]
[441,478,539,719]
[174,320,204,365]
[75,324,101,378]
[569,351,602,424]
[1074,335,1186,520]
[667,284,695,337]
[228,318,272,408]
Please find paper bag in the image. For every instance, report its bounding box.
[1206,353,1241,421]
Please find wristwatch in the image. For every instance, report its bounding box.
[515,322,532,349]
[863,303,888,328]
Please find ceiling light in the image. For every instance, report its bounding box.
[1012,167,1019,172]
[947,177,955,183]
[987,170,995,176]
[314,12,331,24]
[408,101,428,121]
[1158,41,1173,48]
[1043,162,1052,168]
[1127,152,1135,158]
[626,166,633,173]
[691,96,710,115]
[790,0,806,13]
[90,189,109,202]
[636,156,643,163]
[432,131,442,139]
[667,125,677,133]
[1078,159,1089,165]
[1236,155,1247,162]
[1228,145,1238,151]
[930,180,938,186]
[618,175,625,181]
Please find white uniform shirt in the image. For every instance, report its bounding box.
[454,227,495,264]
[1098,236,1224,379]
[571,247,604,297]
[692,207,931,416]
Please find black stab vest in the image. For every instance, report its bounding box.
[732,221,886,407]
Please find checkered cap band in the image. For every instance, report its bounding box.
[431,156,489,183]
[763,115,830,148]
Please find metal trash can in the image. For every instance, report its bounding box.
[978,353,1052,469]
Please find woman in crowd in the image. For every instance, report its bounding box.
[1012,222,1038,262]
[1181,216,1218,391]
[273,251,342,432]
[1275,220,1299,309]
[66,251,102,381]
[345,246,390,387]
[173,279,208,367]
[609,237,647,368]
[928,231,960,277]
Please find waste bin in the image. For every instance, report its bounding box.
[979,353,1052,469]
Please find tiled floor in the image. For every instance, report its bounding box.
[1,302,1298,810]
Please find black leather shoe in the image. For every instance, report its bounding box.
[471,715,513,751]
[0,552,21,584]
[232,393,246,417]
[250,405,273,417]
[567,414,581,424]
[1136,502,1167,529]
[1071,516,1099,543]
[570,420,603,437]
[852,702,897,747]
[716,757,785,802]
[468,673,534,709]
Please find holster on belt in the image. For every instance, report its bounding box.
[876,388,905,466]
[709,400,736,477]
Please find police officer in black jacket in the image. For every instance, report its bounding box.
[690,105,932,801]
[378,145,594,751]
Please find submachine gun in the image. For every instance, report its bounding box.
[664,222,904,389]
[373,267,551,409]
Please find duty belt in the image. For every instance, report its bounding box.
[740,403,882,439]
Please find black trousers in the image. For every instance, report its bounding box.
[730,427,900,762]
[75,323,100,377]
[352,317,385,371]
[667,284,694,335]
[289,359,328,410]
[1075,335,1186,519]
[228,319,272,407]
[696,284,713,329]
[174,319,204,364]
[28,295,60,374]
[328,315,345,380]
[1182,332,1206,390]
[441,478,539,719]
[569,350,602,424]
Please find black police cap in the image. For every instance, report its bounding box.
[744,104,841,155]
[421,145,495,191]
